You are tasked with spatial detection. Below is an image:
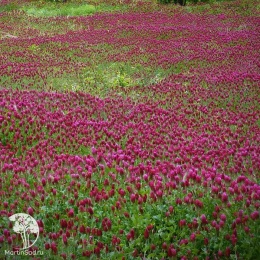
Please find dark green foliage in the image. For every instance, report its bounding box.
[176,0,187,5]
[158,0,186,5]
[158,0,224,5]
[157,0,173,3]
[0,3,19,12]
[45,0,68,3]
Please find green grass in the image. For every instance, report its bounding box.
[22,2,124,17]
[23,4,95,17]
[184,0,259,16]
[63,61,189,97]
[0,3,19,13]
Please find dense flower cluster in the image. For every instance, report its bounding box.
[0,0,260,259]
[1,3,259,90]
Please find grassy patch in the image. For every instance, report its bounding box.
[64,61,178,97]
[22,2,124,17]
[0,3,19,13]
[184,0,260,16]
[23,3,95,17]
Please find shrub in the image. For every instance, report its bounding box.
[158,0,187,5]
[45,0,68,2]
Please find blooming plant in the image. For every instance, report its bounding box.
[0,0,259,259]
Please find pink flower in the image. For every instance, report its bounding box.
[222,192,228,202]
[102,218,112,231]
[250,211,259,220]
[130,193,136,203]
[27,207,34,216]
[220,214,227,222]
[68,209,74,218]
[144,228,149,239]
[62,234,68,245]
[41,178,46,186]
[168,247,177,257]
[201,214,208,224]
[143,174,149,181]
[179,219,186,227]
[79,225,85,234]
[190,233,196,242]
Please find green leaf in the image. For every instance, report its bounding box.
[152,215,161,221]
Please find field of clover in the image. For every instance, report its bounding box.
[0,0,260,259]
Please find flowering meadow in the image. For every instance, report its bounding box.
[0,0,260,259]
